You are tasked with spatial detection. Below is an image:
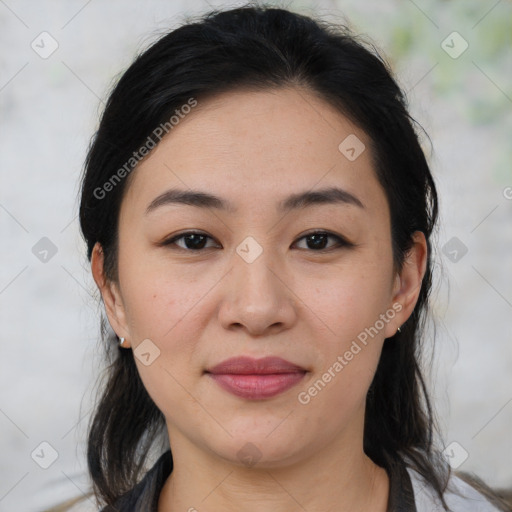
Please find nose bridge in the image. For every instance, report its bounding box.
[233,235,281,304]
[217,234,295,334]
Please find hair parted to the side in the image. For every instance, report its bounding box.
[74,3,509,511]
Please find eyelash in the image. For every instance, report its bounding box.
[159,230,353,253]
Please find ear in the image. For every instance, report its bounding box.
[91,242,132,348]
[384,231,428,338]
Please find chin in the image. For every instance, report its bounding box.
[208,431,309,470]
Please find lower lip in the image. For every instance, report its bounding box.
[207,372,306,399]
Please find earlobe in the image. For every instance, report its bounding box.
[90,242,131,347]
[386,231,428,336]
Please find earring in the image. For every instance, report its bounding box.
[119,337,126,346]
[397,326,402,333]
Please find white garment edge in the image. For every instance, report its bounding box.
[407,465,502,512]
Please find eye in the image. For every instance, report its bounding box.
[160,231,220,251]
[293,231,351,251]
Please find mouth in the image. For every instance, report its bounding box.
[205,356,307,400]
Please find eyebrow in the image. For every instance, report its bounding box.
[145,186,364,215]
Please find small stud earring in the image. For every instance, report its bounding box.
[397,326,402,333]
[120,337,126,346]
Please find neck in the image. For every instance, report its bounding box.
[158,431,389,512]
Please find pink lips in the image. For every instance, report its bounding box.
[205,356,307,400]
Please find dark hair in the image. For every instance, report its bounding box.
[76,3,507,510]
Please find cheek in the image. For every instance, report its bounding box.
[294,250,394,401]
[122,267,211,414]
[118,259,219,400]
[119,253,212,341]
[296,271,389,421]
[300,258,394,338]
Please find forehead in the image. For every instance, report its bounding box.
[121,86,387,218]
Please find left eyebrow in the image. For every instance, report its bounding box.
[278,186,365,212]
[145,186,365,215]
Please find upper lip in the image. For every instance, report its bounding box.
[206,356,306,375]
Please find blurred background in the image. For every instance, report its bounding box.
[0,0,511,510]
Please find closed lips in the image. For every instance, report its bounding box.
[205,356,307,375]
[205,356,308,400]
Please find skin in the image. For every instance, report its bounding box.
[91,86,427,512]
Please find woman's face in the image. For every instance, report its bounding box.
[93,87,425,469]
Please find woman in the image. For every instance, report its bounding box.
[59,4,510,511]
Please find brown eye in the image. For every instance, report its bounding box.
[161,231,220,251]
[293,231,351,251]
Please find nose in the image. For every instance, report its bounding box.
[217,243,298,337]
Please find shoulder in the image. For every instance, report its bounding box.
[407,466,505,512]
